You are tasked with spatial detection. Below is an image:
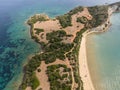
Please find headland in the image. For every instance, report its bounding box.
[19,2,120,90]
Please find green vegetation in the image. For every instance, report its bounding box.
[21,16,85,90]
[44,30,74,63]
[34,28,44,35]
[57,6,83,28]
[77,16,88,24]
[32,35,39,42]
[27,14,48,25]
[57,14,72,28]
[20,30,74,89]
[46,30,67,42]
[77,6,108,29]
[73,28,86,43]
[20,4,109,90]
[31,73,40,90]
[66,28,86,90]
[88,5,108,27]
[19,55,41,90]
[68,6,83,15]
[20,71,40,90]
[46,64,72,90]
[37,68,41,72]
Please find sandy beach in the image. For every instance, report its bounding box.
[79,31,95,90]
[78,14,111,90]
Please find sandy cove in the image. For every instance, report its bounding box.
[78,19,111,90]
[78,8,112,90]
[79,31,95,90]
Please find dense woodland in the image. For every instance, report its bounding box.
[88,5,108,28]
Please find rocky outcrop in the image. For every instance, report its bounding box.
[90,2,120,33]
[90,19,110,32]
[109,2,120,13]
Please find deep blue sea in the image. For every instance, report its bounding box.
[0,0,120,90]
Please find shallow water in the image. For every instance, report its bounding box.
[0,0,120,90]
[87,13,120,90]
[0,0,83,90]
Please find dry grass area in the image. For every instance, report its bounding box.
[25,87,32,90]
[34,19,61,43]
[35,61,50,90]
[64,8,92,42]
[35,59,72,90]
[33,8,92,44]
[25,8,93,90]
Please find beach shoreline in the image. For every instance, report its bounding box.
[79,31,95,90]
[78,10,111,89]
[20,4,117,90]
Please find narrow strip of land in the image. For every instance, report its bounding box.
[79,32,95,90]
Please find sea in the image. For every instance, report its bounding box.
[0,0,119,90]
[87,13,120,90]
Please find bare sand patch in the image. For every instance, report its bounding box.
[35,58,77,90]
[25,86,32,90]
[35,61,50,90]
[33,8,92,44]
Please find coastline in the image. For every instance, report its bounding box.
[78,7,112,89]
[79,31,95,90]
[78,19,111,90]
[19,3,119,90]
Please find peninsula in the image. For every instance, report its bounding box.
[19,2,120,90]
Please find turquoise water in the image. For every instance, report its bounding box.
[0,0,83,90]
[87,13,120,90]
[0,0,120,90]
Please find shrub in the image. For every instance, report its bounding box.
[31,73,40,90]
[57,14,72,28]
[46,64,72,90]
[34,28,44,35]
[27,14,48,25]
[68,6,83,15]
[77,16,88,24]
[88,5,108,27]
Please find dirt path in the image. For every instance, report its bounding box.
[35,59,76,90]
[26,7,93,90]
